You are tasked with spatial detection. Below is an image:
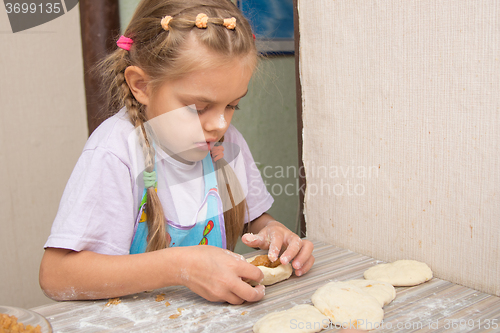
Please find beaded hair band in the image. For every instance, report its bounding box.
[162,13,237,31]
[117,13,240,51]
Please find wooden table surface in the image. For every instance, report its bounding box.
[32,241,500,332]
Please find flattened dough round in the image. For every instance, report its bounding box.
[344,279,396,307]
[253,304,329,333]
[311,282,383,330]
[364,260,433,286]
[246,255,293,286]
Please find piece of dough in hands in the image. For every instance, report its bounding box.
[364,260,433,287]
[246,255,293,286]
[311,281,384,330]
[253,304,329,333]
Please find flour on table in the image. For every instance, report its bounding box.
[253,304,329,333]
[364,260,433,286]
[311,282,384,330]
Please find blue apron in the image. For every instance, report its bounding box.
[129,154,226,253]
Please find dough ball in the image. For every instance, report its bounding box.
[364,260,433,287]
[343,279,396,307]
[311,281,384,330]
[253,304,329,333]
[247,255,293,286]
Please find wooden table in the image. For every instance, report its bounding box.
[32,241,500,332]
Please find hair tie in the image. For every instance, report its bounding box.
[116,35,134,51]
[223,17,237,30]
[211,144,225,162]
[195,13,209,28]
[161,15,173,31]
[143,170,157,189]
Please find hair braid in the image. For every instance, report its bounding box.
[141,126,169,252]
[120,77,169,252]
[215,136,249,251]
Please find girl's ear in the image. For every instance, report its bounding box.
[124,66,151,106]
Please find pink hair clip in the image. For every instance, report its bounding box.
[116,35,134,51]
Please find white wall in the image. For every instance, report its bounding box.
[0,7,88,308]
[299,0,499,296]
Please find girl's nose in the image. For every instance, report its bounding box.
[204,109,228,133]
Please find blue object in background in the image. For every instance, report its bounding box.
[238,0,294,53]
[239,0,294,39]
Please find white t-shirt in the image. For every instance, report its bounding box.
[44,108,273,255]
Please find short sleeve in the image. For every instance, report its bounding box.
[44,147,137,255]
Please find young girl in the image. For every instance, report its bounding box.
[39,0,314,305]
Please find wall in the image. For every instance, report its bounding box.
[0,7,88,308]
[299,0,499,296]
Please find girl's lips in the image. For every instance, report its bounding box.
[194,142,211,151]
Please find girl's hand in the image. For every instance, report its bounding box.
[181,245,265,304]
[241,221,315,277]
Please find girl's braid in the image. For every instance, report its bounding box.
[118,57,168,252]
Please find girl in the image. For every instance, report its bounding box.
[39,0,314,305]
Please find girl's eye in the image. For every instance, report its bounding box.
[227,104,240,111]
[187,105,207,114]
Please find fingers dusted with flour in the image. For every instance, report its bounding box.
[242,213,315,276]
[289,239,314,276]
[181,246,264,304]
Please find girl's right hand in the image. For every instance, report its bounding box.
[179,245,265,304]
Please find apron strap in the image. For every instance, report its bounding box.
[201,153,218,192]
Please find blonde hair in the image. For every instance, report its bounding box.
[97,0,256,252]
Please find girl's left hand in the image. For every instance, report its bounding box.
[241,221,315,277]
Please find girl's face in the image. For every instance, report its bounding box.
[144,56,254,164]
